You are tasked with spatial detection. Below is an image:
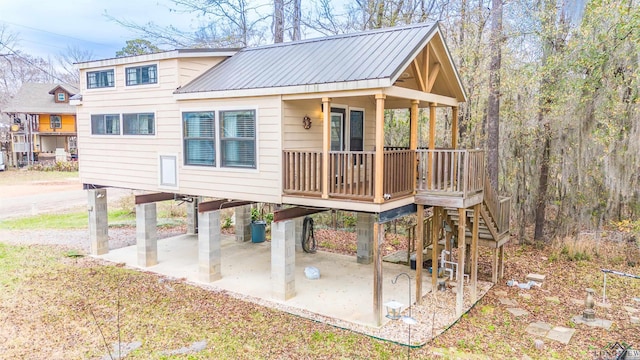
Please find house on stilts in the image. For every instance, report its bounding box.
[75,22,511,327]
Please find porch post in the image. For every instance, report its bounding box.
[136,202,158,267]
[410,100,419,193]
[322,97,332,199]
[198,209,221,282]
[431,206,441,289]
[456,207,467,317]
[452,106,459,149]
[470,203,480,302]
[373,221,384,326]
[374,94,386,203]
[415,204,424,305]
[427,103,437,188]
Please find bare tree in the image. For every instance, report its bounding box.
[274,0,285,42]
[56,45,95,84]
[486,0,502,191]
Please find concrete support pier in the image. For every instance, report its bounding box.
[136,203,158,267]
[88,189,108,255]
[271,220,296,300]
[235,205,251,242]
[294,217,303,252]
[186,197,200,235]
[198,210,221,282]
[357,213,374,264]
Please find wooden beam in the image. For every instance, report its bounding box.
[415,205,424,305]
[470,204,480,302]
[456,207,466,317]
[452,106,459,149]
[379,203,416,223]
[412,59,426,92]
[273,206,327,222]
[426,63,441,92]
[410,100,420,194]
[322,97,331,199]
[198,199,253,213]
[373,222,383,326]
[135,192,176,205]
[431,207,440,289]
[423,45,430,89]
[374,94,386,203]
[384,86,460,108]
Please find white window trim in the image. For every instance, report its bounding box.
[348,106,365,151]
[121,111,158,138]
[180,106,259,173]
[88,112,157,138]
[158,153,179,190]
[123,62,160,89]
[85,67,117,91]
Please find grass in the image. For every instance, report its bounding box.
[0,168,78,185]
[0,242,408,359]
[0,204,186,230]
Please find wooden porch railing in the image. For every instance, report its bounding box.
[329,151,375,199]
[383,150,415,199]
[483,174,511,234]
[416,149,485,198]
[283,150,323,196]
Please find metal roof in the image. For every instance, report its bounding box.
[3,83,79,114]
[175,22,439,94]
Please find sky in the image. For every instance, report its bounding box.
[0,0,196,61]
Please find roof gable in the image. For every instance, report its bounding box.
[176,22,466,103]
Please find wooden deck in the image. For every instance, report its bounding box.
[282,148,485,206]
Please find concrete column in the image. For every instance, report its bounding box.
[198,210,221,282]
[235,205,251,242]
[136,203,157,267]
[186,197,200,235]
[88,189,108,255]
[294,217,304,252]
[356,212,374,264]
[271,220,296,300]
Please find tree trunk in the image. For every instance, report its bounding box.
[486,0,502,192]
[292,0,301,41]
[274,0,284,43]
[534,122,551,240]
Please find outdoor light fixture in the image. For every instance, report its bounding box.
[389,272,418,360]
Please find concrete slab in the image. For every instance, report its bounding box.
[596,301,612,309]
[526,273,546,283]
[507,308,529,317]
[494,290,508,297]
[525,322,552,337]
[97,234,434,327]
[624,306,639,314]
[546,326,575,345]
[570,298,583,306]
[631,316,639,325]
[571,315,613,330]
[499,297,518,306]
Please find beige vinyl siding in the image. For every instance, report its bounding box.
[177,96,282,203]
[283,99,323,150]
[177,58,225,87]
[282,97,376,151]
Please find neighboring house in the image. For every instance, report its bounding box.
[76,23,511,325]
[3,83,79,166]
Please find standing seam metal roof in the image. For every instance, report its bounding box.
[175,22,438,94]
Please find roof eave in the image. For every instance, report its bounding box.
[174,79,394,100]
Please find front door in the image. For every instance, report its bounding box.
[330,108,345,151]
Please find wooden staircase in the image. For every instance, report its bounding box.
[441,176,511,282]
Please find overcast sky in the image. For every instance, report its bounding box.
[0,0,195,60]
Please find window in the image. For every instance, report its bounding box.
[183,112,215,166]
[87,69,114,89]
[220,110,256,168]
[159,155,178,187]
[123,113,155,135]
[50,115,62,129]
[91,114,120,135]
[349,110,364,151]
[126,65,157,86]
[57,93,66,102]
